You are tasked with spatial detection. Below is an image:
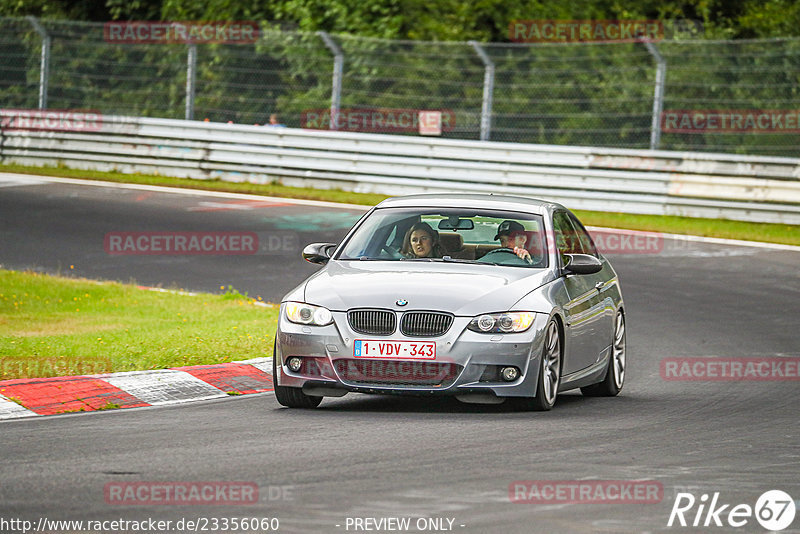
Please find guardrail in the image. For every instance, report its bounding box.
[2,114,799,224]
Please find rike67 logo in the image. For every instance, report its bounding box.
[668,490,796,531]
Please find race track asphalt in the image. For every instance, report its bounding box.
[1,174,799,533]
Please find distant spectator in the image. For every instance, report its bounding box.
[265,113,286,127]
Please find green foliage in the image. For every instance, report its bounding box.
[1,1,799,155]
[0,0,103,19]
[2,0,800,38]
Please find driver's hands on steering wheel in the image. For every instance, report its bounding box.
[513,246,532,262]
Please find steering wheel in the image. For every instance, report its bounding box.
[478,247,532,265]
[482,247,517,257]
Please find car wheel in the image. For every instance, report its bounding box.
[581,310,625,397]
[516,319,561,411]
[272,341,323,408]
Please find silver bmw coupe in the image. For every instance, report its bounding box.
[273,194,626,410]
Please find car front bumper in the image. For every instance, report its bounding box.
[274,304,551,400]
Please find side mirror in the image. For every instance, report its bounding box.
[302,243,337,265]
[563,254,602,275]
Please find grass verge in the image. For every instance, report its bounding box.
[1,163,798,246]
[0,269,278,380]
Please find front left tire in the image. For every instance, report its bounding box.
[515,318,561,411]
[272,340,322,408]
[581,310,625,397]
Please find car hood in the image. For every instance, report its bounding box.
[302,260,555,315]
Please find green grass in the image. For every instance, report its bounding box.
[573,210,800,246]
[1,163,798,245]
[0,270,278,380]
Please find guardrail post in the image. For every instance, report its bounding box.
[644,42,666,150]
[185,44,197,120]
[469,41,495,141]
[318,31,343,131]
[26,16,50,110]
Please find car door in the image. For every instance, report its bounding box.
[567,211,616,359]
[553,211,608,375]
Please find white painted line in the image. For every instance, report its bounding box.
[0,394,38,420]
[234,356,272,366]
[135,285,275,306]
[0,174,47,188]
[104,369,226,405]
[135,286,200,296]
[244,358,273,376]
[0,173,368,211]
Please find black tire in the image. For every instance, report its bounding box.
[515,319,562,411]
[581,310,626,397]
[272,341,322,408]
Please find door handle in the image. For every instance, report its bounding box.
[595,282,604,291]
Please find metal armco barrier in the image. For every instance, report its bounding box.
[1,115,799,224]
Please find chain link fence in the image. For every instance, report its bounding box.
[1,17,799,156]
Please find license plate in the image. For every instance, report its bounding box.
[353,339,436,359]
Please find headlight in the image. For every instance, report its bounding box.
[468,312,536,333]
[285,302,333,326]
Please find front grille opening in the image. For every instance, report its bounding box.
[347,308,396,335]
[400,311,454,337]
[334,359,461,387]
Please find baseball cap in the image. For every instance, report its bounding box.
[494,220,525,240]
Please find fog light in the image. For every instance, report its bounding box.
[287,357,303,373]
[500,366,519,382]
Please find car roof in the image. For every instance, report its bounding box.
[375,193,564,214]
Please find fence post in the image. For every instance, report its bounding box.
[26,16,50,110]
[318,31,343,131]
[469,41,495,141]
[185,44,197,120]
[644,41,666,150]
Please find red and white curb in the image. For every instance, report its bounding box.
[0,357,273,420]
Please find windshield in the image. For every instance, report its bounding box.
[337,207,548,268]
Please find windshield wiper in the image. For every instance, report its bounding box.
[398,257,484,264]
[441,256,481,264]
